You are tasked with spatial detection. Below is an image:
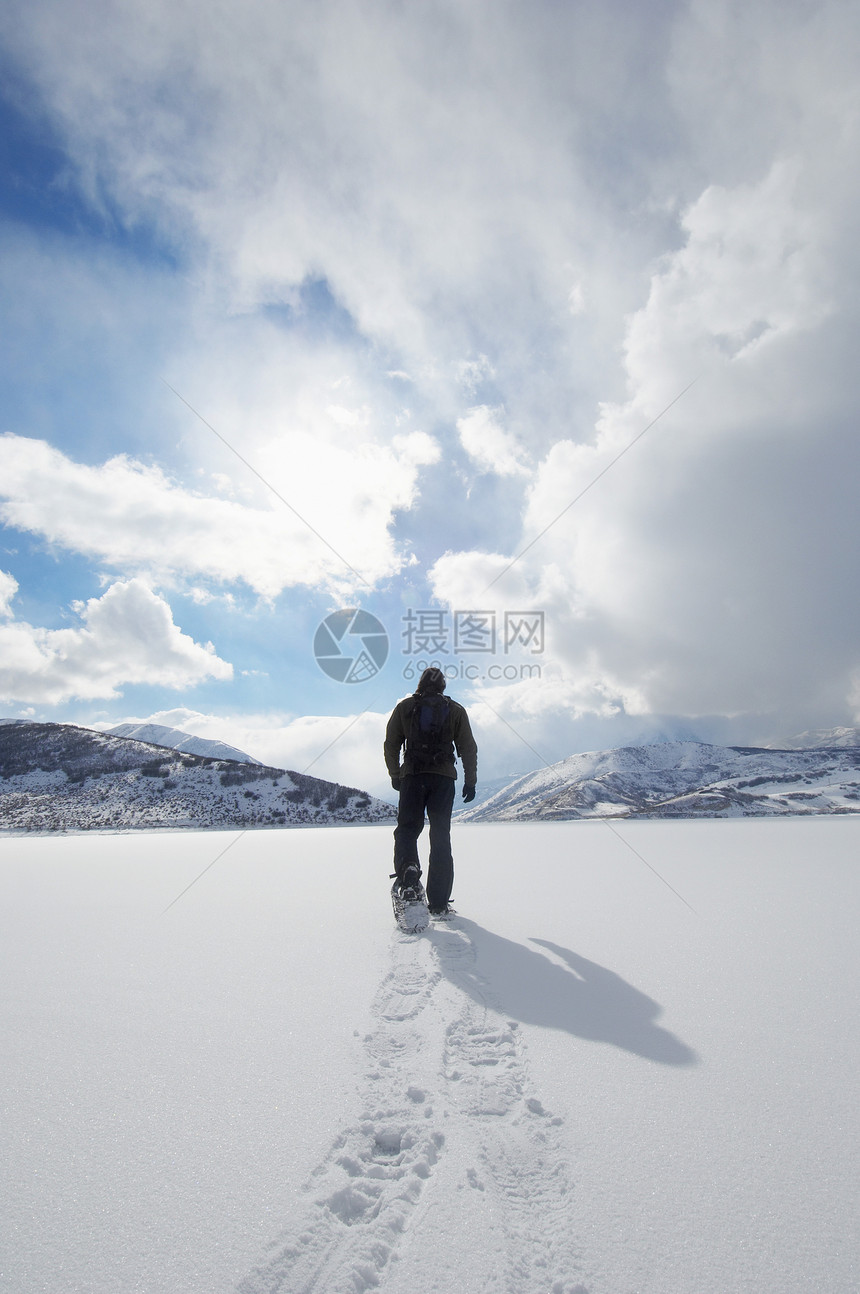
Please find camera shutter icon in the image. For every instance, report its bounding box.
[313,609,389,683]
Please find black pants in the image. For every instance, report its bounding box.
[393,773,455,909]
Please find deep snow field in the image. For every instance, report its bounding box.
[1,818,858,1294]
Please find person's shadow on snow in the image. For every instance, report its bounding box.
[430,918,698,1066]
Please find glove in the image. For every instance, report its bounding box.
[462,784,476,803]
[391,777,402,792]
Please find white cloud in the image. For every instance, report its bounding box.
[455,355,496,395]
[428,134,860,736]
[429,548,545,612]
[0,430,438,598]
[4,0,856,434]
[0,570,17,618]
[567,282,586,316]
[457,407,531,478]
[621,160,830,417]
[159,312,444,592]
[0,0,680,443]
[0,579,232,705]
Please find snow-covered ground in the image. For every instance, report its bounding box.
[1,819,858,1294]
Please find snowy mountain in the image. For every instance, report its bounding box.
[767,725,860,749]
[106,721,260,764]
[0,722,394,831]
[460,740,860,821]
[451,772,529,815]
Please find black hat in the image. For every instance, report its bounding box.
[416,666,446,694]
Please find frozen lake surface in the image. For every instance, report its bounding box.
[1,818,858,1293]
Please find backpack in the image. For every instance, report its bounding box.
[407,694,454,772]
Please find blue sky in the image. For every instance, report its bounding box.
[1,0,859,798]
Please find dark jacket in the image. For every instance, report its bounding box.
[384,693,478,784]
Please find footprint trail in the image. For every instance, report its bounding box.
[238,925,590,1294]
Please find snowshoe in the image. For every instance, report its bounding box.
[391,870,429,934]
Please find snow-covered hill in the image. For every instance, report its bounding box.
[0,722,394,831]
[460,740,860,821]
[451,772,528,815]
[106,721,260,764]
[1,820,857,1294]
[768,725,860,749]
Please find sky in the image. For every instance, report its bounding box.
[1,0,859,799]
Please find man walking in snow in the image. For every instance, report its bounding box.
[384,667,477,916]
